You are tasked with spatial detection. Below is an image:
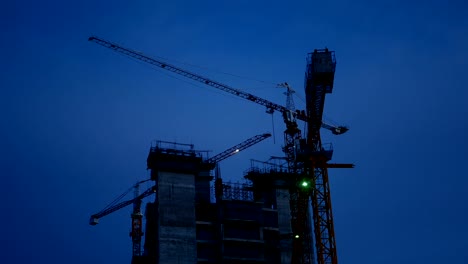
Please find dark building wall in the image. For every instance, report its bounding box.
[157,171,197,263]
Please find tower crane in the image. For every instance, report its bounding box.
[88,36,347,136]
[89,180,155,258]
[300,49,355,264]
[89,36,353,264]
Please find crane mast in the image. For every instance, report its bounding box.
[278,82,296,112]
[131,184,144,257]
[304,49,338,264]
[89,37,352,264]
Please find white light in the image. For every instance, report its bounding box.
[235,149,240,153]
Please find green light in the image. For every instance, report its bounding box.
[295,235,300,238]
[302,181,308,187]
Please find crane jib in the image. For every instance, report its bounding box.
[89,186,156,224]
[88,36,346,134]
[89,36,286,112]
[206,133,271,164]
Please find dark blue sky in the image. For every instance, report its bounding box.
[2,0,468,263]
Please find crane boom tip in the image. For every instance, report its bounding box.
[330,126,349,135]
[89,216,99,225]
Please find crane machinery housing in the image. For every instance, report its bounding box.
[89,36,353,264]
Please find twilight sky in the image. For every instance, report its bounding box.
[2,0,468,263]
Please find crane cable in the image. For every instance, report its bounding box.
[271,113,276,144]
[142,51,278,87]
[122,50,278,94]
[112,45,346,133]
[101,179,151,211]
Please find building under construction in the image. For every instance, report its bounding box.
[89,36,353,264]
[132,141,306,264]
